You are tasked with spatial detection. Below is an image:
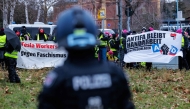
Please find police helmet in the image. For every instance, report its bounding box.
[56,6,98,50]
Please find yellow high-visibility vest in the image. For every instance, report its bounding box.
[181,36,184,47]
[95,45,99,58]
[107,53,115,61]
[99,34,107,46]
[108,39,116,51]
[37,34,48,40]
[20,37,25,41]
[141,62,146,67]
[120,37,125,49]
[4,50,18,59]
[0,35,6,48]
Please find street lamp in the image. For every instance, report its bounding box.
[125,0,132,31]
[176,0,179,29]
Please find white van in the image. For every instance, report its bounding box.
[8,22,56,39]
[99,29,115,34]
[160,25,190,32]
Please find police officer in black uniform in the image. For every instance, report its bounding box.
[38,6,135,109]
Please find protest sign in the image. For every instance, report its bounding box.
[17,41,67,69]
[124,30,183,63]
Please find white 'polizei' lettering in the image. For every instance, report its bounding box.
[72,73,112,91]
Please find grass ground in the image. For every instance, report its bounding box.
[0,67,190,109]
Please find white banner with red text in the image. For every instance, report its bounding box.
[124,30,183,63]
[17,41,67,69]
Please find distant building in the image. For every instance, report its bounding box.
[53,0,161,30]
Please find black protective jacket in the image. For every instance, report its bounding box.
[34,33,48,41]
[38,53,134,109]
[182,36,189,50]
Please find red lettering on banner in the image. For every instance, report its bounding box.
[36,43,57,49]
[21,42,35,48]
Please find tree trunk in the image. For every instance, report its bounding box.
[10,0,16,24]
[25,1,29,24]
[90,0,96,19]
[44,8,48,24]
[3,0,8,28]
[36,0,42,22]
[43,0,47,23]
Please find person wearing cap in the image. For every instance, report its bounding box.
[148,27,154,31]
[0,28,6,69]
[38,6,135,109]
[20,26,31,40]
[141,27,147,33]
[177,29,189,70]
[34,28,48,41]
[15,30,21,37]
[107,50,117,63]
[15,30,23,41]
[108,33,118,62]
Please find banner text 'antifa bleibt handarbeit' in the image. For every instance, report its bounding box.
[124,30,183,63]
[17,41,67,69]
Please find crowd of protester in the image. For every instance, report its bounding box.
[0,25,56,83]
[14,26,55,41]
[1,24,190,84]
[95,24,190,71]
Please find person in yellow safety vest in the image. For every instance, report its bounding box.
[15,30,24,41]
[0,28,6,69]
[49,34,56,41]
[107,50,117,62]
[119,31,127,67]
[34,28,48,41]
[178,30,189,70]
[49,35,56,41]
[140,62,146,67]
[181,36,185,47]
[94,45,99,60]
[49,27,56,42]
[20,26,32,40]
[4,40,21,83]
[98,31,108,61]
[108,34,118,61]
[53,36,55,41]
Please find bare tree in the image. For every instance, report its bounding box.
[129,0,161,32]
[52,0,79,23]
[90,0,97,19]
[42,0,60,23]
[37,0,43,22]
[24,1,29,24]
[9,0,18,24]
[2,0,9,28]
[122,0,144,31]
